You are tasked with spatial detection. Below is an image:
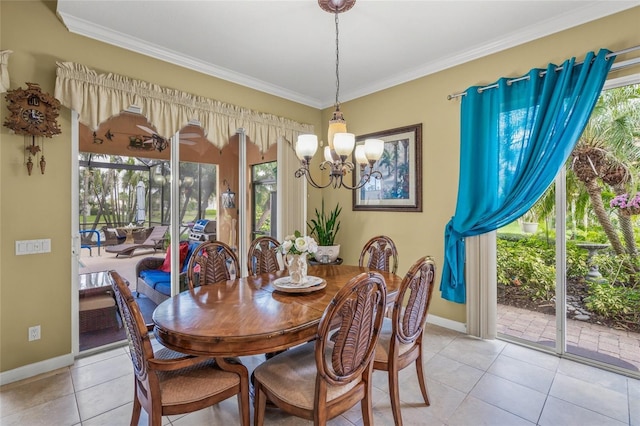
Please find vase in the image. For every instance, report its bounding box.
[286,254,308,284]
[314,244,341,263]
[521,222,538,234]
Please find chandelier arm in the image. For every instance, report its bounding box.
[336,168,383,191]
[294,164,334,189]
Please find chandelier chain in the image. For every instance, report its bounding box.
[335,9,340,108]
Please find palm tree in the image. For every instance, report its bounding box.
[570,83,640,256]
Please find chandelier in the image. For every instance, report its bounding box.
[294,0,383,190]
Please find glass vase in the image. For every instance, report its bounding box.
[286,253,308,284]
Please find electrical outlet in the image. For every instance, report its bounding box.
[28,325,41,341]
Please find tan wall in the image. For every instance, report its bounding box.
[0,0,320,373]
[1,0,639,375]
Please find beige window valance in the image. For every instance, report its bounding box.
[54,61,314,152]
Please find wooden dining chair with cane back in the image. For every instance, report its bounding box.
[358,235,399,274]
[247,236,282,275]
[186,240,239,289]
[373,255,436,426]
[109,270,250,426]
[253,271,387,426]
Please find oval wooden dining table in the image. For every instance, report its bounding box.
[152,264,402,357]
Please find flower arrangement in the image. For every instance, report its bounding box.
[610,193,640,216]
[279,230,318,257]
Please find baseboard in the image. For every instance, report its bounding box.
[0,316,464,386]
[0,353,74,386]
[426,314,467,334]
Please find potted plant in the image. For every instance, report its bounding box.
[520,210,539,234]
[307,200,341,263]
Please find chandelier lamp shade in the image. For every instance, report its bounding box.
[294,0,384,190]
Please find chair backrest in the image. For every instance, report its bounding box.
[101,226,125,245]
[358,235,399,274]
[133,227,153,244]
[109,270,157,394]
[186,241,239,289]
[247,236,282,275]
[316,271,387,387]
[144,225,168,244]
[392,256,436,345]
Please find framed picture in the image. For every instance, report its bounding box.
[352,123,422,212]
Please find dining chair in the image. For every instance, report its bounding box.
[373,255,436,426]
[253,271,387,426]
[186,240,239,289]
[247,235,282,275]
[358,235,399,274]
[109,271,250,426]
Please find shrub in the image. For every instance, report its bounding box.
[497,237,556,301]
[592,253,640,287]
[585,281,640,321]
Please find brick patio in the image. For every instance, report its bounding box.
[497,303,640,372]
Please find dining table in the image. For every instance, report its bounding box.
[152,264,403,357]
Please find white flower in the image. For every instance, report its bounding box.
[279,231,318,256]
[305,237,318,254]
[281,240,293,254]
[294,237,308,253]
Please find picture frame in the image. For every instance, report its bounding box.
[352,123,422,212]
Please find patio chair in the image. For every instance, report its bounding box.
[105,225,168,258]
[132,227,153,244]
[101,226,126,246]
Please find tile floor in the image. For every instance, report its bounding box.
[1,324,639,425]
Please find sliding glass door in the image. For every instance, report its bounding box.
[497,77,640,377]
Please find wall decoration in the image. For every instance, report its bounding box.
[352,124,422,212]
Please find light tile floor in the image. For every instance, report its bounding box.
[2,324,639,425]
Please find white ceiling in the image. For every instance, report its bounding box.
[56,1,638,109]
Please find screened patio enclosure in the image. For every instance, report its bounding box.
[78,153,218,247]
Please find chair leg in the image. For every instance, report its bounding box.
[239,377,250,426]
[388,364,403,426]
[130,394,142,426]
[361,386,374,426]
[415,350,430,406]
[253,382,266,426]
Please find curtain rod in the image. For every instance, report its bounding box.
[447,45,640,100]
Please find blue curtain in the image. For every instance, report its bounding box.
[441,49,614,303]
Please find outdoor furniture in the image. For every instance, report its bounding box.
[79,271,120,333]
[253,271,387,425]
[115,225,145,244]
[109,271,250,426]
[136,240,200,305]
[359,235,399,274]
[105,225,168,258]
[373,256,436,426]
[132,227,153,244]
[79,229,101,256]
[247,236,281,275]
[186,241,239,289]
[101,226,127,246]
